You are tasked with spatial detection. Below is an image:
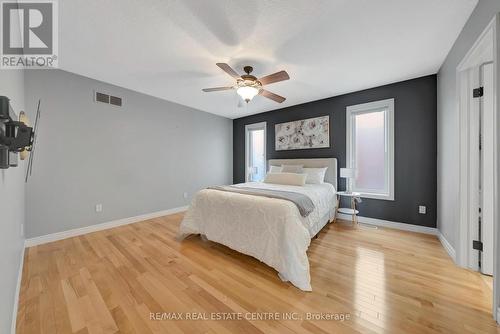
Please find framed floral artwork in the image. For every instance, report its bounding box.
[275,116,330,150]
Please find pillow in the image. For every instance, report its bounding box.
[303,167,328,184]
[268,165,282,173]
[264,172,307,186]
[280,164,304,173]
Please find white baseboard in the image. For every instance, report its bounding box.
[335,214,459,263]
[437,232,456,262]
[11,245,25,334]
[25,206,188,247]
[336,213,438,235]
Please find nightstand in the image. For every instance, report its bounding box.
[334,191,361,225]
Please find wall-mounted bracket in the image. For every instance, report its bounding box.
[0,96,35,169]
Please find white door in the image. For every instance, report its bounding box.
[480,62,494,275]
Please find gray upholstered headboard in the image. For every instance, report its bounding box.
[268,158,338,189]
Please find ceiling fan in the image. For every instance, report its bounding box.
[202,63,290,104]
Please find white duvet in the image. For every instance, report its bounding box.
[178,182,336,291]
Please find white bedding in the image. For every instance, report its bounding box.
[178,182,336,291]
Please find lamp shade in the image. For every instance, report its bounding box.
[237,86,259,102]
[340,168,355,179]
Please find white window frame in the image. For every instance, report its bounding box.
[346,98,395,200]
[245,122,267,182]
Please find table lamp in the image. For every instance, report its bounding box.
[340,168,356,193]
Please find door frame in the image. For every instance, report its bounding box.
[457,14,499,322]
[244,122,267,182]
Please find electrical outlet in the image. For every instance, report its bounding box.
[419,205,426,214]
[95,204,103,212]
[183,192,188,199]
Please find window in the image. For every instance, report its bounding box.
[245,122,266,182]
[346,99,394,200]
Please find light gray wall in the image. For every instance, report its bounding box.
[0,70,25,333]
[437,0,500,247]
[25,69,233,238]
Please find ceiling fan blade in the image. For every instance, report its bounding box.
[202,86,234,92]
[216,63,240,79]
[259,89,286,103]
[258,70,290,85]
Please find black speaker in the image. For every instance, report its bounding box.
[0,96,10,121]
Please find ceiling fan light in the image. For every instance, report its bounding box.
[237,86,259,103]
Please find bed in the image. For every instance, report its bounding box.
[178,158,337,291]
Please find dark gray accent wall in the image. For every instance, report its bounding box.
[233,75,437,228]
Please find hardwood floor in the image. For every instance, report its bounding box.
[16,213,499,334]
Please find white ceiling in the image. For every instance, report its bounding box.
[59,0,477,119]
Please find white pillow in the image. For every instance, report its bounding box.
[303,167,328,184]
[268,165,282,173]
[281,164,304,173]
[264,172,307,186]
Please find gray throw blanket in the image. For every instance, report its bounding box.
[208,185,315,217]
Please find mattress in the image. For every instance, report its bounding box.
[231,182,336,237]
[178,181,336,291]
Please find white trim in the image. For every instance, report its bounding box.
[346,98,395,201]
[10,246,25,334]
[336,213,437,235]
[245,122,267,182]
[457,15,498,270]
[25,206,188,247]
[494,12,500,324]
[336,214,456,261]
[456,14,499,321]
[438,232,456,262]
[457,17,496,71]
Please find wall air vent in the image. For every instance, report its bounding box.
[109,95,122,106]
[95,92,110,104]
[95,91,122,107]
